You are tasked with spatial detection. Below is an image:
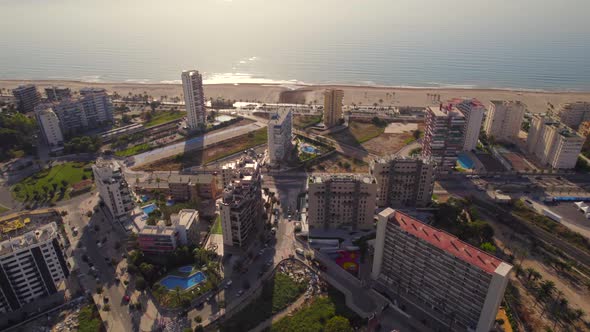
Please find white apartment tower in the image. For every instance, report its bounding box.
[93,161,134,220]
[558,102,590,129]
[452,98,486,151]
[219,158,264,249]
[422,106,466,172]
[483,100,525,143]
[0,223,69,313]
[323,89,344,128]
[370,156,436,208]
[35,105,64,149]
[181,70,206,130]
[372,209,512,332]
[79,88,114,126]
[267,109,293,167]
[527,114,584,169]
[306,174,377,230]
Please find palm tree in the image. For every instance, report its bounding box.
[537,280,556,307]
[174,286,182,304]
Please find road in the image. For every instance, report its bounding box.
[131,121,265,167]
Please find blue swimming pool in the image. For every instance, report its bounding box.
[141,203,157,215]
[301,145,320,154]
[457,153,474,169]
[160,271,207,290]
[178,265,193,273]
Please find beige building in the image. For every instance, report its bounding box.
[483,100,525,143]
[35,105,64,149]
[219,158,264,249]
[138,209,199,254]
[558,102,590,129]
[527,114,584,169]
[323,89,344,128]
[370,156,436,208]
[372,209,512,332]
[422,106,466,172]
[93,161,134,220]
[306,174,376,230]
[267,109,293,167]
[181,70,206,130]
[451,98,486,151]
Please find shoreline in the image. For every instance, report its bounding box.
[2,79,590,113]
[2,78,590,94]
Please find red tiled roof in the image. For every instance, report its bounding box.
[391,210,503,274]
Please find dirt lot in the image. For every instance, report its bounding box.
[135,128,267,171]
[328,120,385,146]
[362,123,424,156]
[308,153,369,173]
[293,114,322,130]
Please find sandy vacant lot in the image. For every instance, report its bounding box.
[384,122,418,134]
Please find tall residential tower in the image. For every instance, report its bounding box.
[483,100,525,143]
[323,89,344,128]
[267,109,293,167]
[181,70,206,130]
[452,98,486,151]
[422,106,466,172]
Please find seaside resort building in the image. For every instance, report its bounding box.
[483,100,525,144]
[12,84,40,114]
[267,109,293,167]
[219,158,264,249]
[0,222,69,313]
[44,86,72,102]
[422,106,466,172]
[558,102,590,130]
[181,70,206,130]
[138,209,199,254]
[372,209,512,332]
[35,106,64,150]
[93,161,134,221]
[370,156,436,208]
[306,174,376,231]
[526,114,584,169]
[451,98,486,151]
[323,89,344,128]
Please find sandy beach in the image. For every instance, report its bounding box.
[1,79,590,113]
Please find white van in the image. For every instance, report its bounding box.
[295,248,305,256]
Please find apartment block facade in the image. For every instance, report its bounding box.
[323,89,344,128]
[35,106,64,149]
[93,161,134,220]
[181,70,206,130]
[138,209,199,254]
[12,84,40,114]
[306,174,376,230]
[44,86,71,102]
[49,90,114,135]
[452,98,486,151]
[370,156,436,208]
[558,102,590,129]
[219,158,263,248]
[422,106,466,172]
[0,223,69,313]
[483,100,525,143]
[372,209,512,332]
[267,109,293,167]
[527,114,584,169]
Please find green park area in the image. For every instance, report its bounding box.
[115,143,152,157]
[144,110,184,127]
[293,115,322,130]
[271,287,358,332]
[211,215,223,234]
[222,272,308,331]
[11,162,93,203]
[77,304,103,332]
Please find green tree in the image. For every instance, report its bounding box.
[135,276,147,291]
[479,242,497,254]
[324,316,353,332]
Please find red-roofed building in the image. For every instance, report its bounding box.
[372,208,512,332]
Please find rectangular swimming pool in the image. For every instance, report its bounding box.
[160,271,207,290]
[141,203,157,215]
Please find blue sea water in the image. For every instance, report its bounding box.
[1,0,589,90]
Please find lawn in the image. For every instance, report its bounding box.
[115,143,152,157]
[271,288,358,332]
[78,304,103,332]
[293,115,322,130]
[222,272,307,332]
[328,120,385,145]
[144,110,184,127]
[11,162,93,202]
[211,214,222,234]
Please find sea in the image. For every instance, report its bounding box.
[1,0,590,91]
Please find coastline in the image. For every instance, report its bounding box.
[2,79,590,113]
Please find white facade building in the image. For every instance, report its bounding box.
[35,105,64,149]
[267,109,293,167]
[306,174,376,230]
[452,98,486,151]
[483,100,525,143]
[0,223,69,313]
[527,114,584,169]
[93,161,134,220]
[181,70,206,130]
[372,209,512,332]
[558,102,590,129]
[370,156,436,208]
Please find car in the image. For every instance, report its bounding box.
[123,295,130,302]
[295,248,305,256]
[224,280,233,289]
[258,270,264,277]
[237,290,244,297]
